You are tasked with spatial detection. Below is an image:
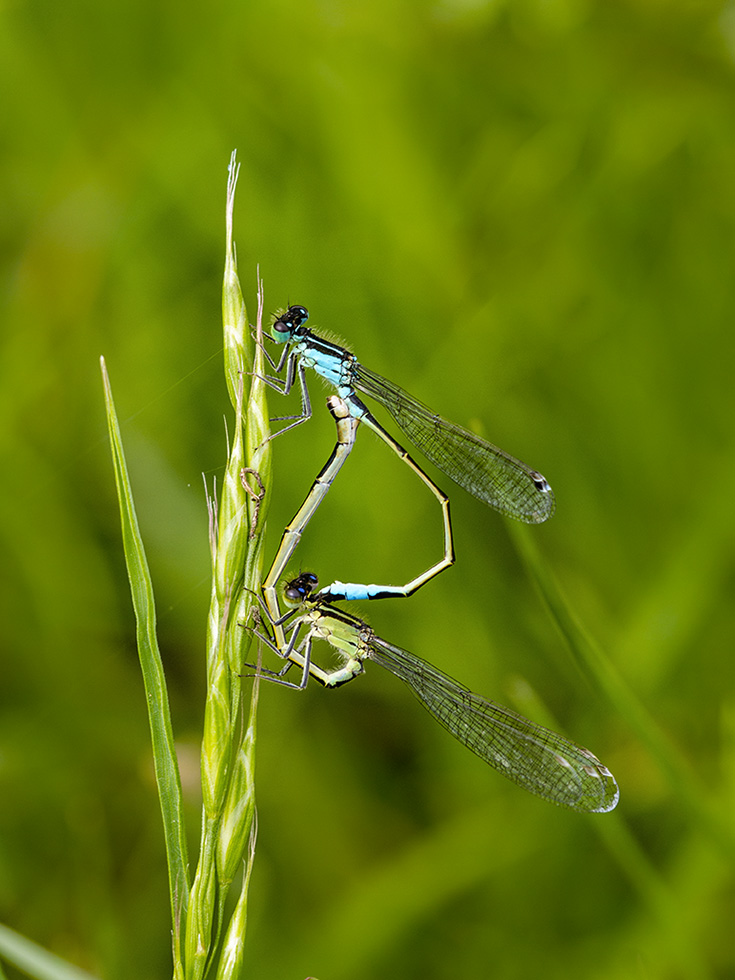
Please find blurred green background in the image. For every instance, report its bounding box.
[2,0,735,977]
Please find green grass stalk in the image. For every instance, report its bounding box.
[103,152,268,980]
[185,154,270,980]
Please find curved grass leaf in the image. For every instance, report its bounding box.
[100,358,190,973]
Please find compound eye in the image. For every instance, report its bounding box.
[283,571,319,601]
[283,304,308,326]
[272,305,309,339]
[287,305,309,328]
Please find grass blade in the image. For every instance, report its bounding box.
[100,357,190,972]
[0,924,101,980]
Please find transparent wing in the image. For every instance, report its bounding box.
[368,637,618,813]
[353,363,555,523]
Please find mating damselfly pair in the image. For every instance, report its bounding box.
[247,306,618,814]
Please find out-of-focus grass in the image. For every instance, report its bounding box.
[1,1,734,978]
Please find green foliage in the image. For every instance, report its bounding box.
[2,1,735,979]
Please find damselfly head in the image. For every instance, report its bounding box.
[283,571,319,603]
[272,304,309,342]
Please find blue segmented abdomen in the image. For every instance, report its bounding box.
[318,581,390,601]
